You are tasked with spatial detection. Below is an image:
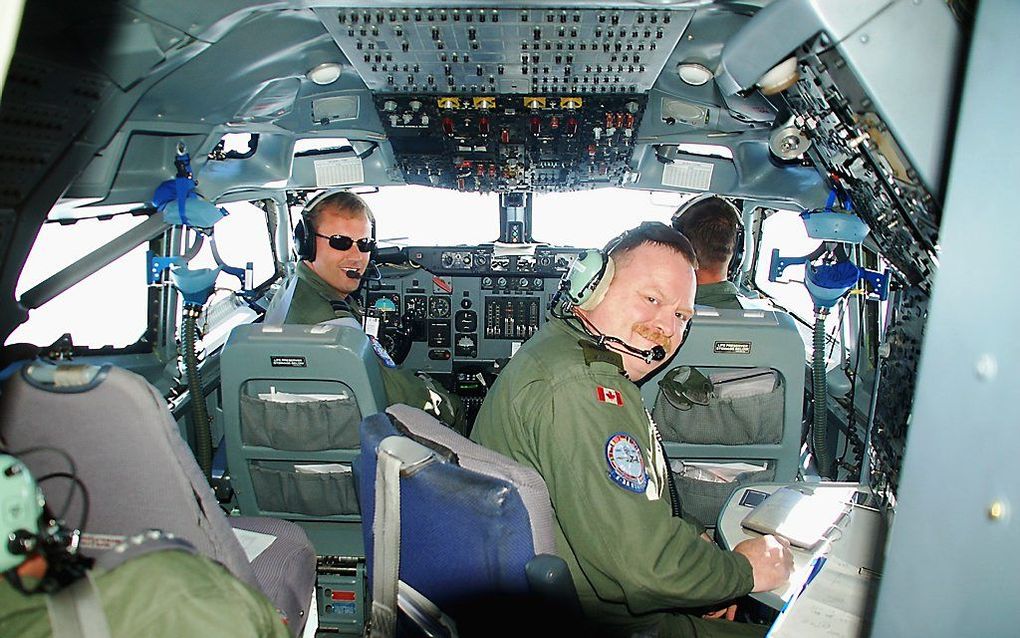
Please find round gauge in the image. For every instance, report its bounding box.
[404,295,427,319]
[481,276,493,288]
[496,276,508,288]
[429,296,452,318]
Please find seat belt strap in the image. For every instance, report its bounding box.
[370,447,403,638]
[263,275,300,326]
[45,532,197,638]
[45,572,111,638]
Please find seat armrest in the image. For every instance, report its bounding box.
[397,581,457,638]
[524,554,581,616]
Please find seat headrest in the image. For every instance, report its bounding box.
[21,361,110,393]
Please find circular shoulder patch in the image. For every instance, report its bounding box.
[605,432,648,494]
[370,336,398,368]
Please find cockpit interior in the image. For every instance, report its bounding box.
[0,0,1016,636]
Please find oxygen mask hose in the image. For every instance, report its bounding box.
[812,307,833,478]
[182,304,212,478]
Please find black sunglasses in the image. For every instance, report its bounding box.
[314,232,376,253]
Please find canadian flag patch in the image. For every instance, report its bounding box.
[596,386,624,406]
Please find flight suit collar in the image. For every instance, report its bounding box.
[296,261,345,302]
[296,260,362,320]
[549,317,627,375]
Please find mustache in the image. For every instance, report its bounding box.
[634,323,671,350]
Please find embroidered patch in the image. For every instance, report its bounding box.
[596,386,624,406]
[605,432,648,493]
[369,336,397,368]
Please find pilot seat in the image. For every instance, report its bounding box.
[641,307,806,529]
[0,361,316,635]
[356,404,579,637]
[220,320,388,632]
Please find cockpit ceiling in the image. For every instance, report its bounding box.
[49,2,806,203]
[314,6,691,193]
[0,1,959,294]
[321,7,688,95]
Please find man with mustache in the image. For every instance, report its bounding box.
[471,222,792,637]
[269,190,465,432]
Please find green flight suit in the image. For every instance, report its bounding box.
[694,281,744,310]
[0,550,291,638]
[272,262,466,433]
[471,318,763,638]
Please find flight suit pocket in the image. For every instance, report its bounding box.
[249,461,360,516]
[240,394,361,451]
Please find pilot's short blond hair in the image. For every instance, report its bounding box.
[304,191,374,233]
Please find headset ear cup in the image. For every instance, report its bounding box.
[577,256,615,311]
[294,218,315,261]
[728,223,745,281]
[680,316,693,346]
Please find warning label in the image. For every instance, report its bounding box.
[270,356,307,368]
[80,533,126,551]
[714,341,752,355]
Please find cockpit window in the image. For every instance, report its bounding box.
[7,215,149,349]
[186,200,277,292]
[364,186,690,249]
[364,186,500,246]
[531,189,683,247]
[208,133,259,160]
[294,137,354,157]
[754,208,823,323]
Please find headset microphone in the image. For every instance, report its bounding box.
[571,310,669,364]
[599,335,667,363]
[609,336,666,363]
[344,269,362,279]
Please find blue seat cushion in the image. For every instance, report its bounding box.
[358,412,537,609]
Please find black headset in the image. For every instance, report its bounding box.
[293,215,316,261]
[293,190,377,262]
[671,194,745,280]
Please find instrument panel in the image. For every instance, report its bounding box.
[779,35,941,290]
[363,244,582,420]
[363,244,582,372]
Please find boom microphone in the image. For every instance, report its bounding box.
[600,336,666,363]
[344,269,362,279]
[572,311,667,363]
